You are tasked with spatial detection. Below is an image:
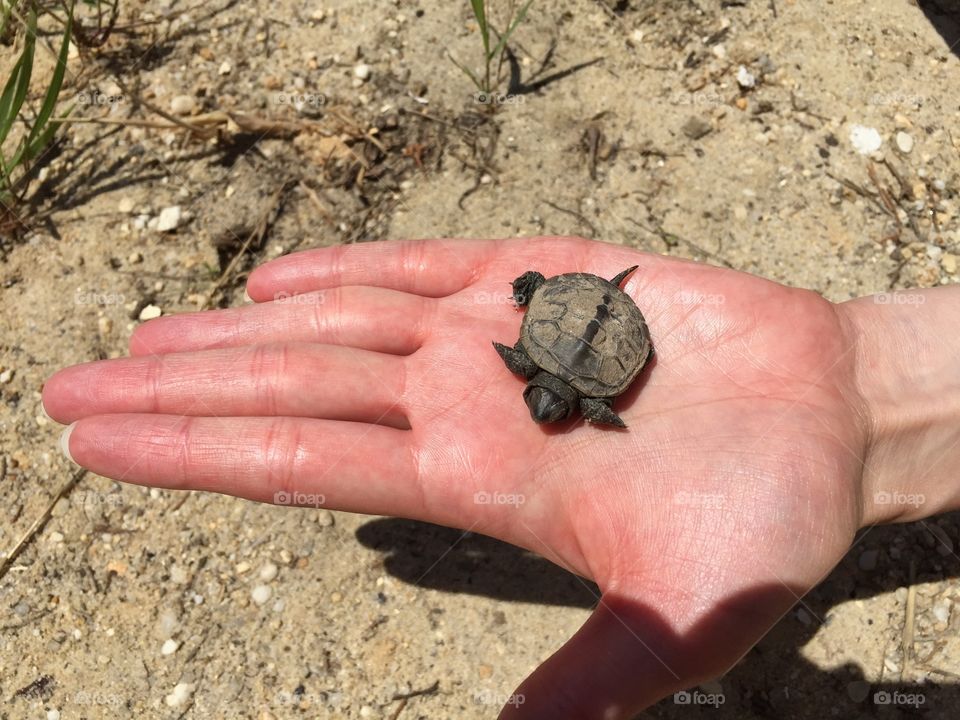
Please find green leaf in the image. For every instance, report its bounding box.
[469,0,490,58]
[0,9,37,149]
[490,0,533,64]
[24,2,72,151]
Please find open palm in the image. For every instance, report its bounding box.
[44,237,870,719]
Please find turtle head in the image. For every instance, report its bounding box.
[522,372,577,424]
[511,271,545,307]
[523,386,570,424]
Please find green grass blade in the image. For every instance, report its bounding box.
[490,0,533,63]
[469,0,490,58]
[0,9,37,148]
[447,51,483,92]
[24,2,72,150]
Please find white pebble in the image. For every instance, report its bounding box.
[161,639,180,655]
[353,63,372,81]
[156,205,182,232]
[259,562,279,581]
[139,304,162,321]
[165,682,195,708]
[316,509,334,527]
[0,369,13,383]
[736,65,756,89]
[251,584,273,605]
[850,124,882,155]
[170,95,196,116]
[895,131,914,154]
[933,600,952,623]
[218,61,232,75]
[118,197,136,214]
[47,711,60,720]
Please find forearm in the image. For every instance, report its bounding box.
[840,288,960,524]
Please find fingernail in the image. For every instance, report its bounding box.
[59,422,77,464]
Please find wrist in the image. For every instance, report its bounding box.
[839,288,960,525]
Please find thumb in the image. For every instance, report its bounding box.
[497,594,688,720]
[497,586,789,720]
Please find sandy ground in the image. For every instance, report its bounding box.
[2,0,959,717]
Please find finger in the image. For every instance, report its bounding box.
[246,238,500,300]
[130,286,432,356]
[60,414,431,520]
[43,343,408,428]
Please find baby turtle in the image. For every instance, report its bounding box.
[493,266,652,427]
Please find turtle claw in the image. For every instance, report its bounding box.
[580,397,627,428]
[610,265,639,288]
[493,341,538,379]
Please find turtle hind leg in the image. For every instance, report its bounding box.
[580,397,626,428]
[493,341,538,379]
[610,265,639,287]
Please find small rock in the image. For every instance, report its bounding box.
[932,600,952,624]
[169,565,189,584]
[858,549,879,571]
[118,197,136,214]
[252,585,273,605]
[259,562,279,582]
[218,61,232,76]
[161,639,179,655]
[310,8,327,21]
[941,253,957,274]
[139,304,162,321]
[165,682,195,708]
[97,317,113,335]
[0,369,13,383]
[128,251,143,264]
[170,95,196,115]
[316,509,334,527]
[50,531,65,543]
[353,63,372,81]
[895,131,914,154]
[736,65,756,89]
[235,561,251,574]
[850,125,882,155]
[156,205,182,232]
[681,116,712,140]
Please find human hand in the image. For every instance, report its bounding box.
[42,236,956,718]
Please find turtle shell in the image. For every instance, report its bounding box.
[519,272,651,397]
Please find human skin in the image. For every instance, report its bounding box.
[42,236,960,719]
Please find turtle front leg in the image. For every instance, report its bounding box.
[493,341,538,379]
[580,397,626,428]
